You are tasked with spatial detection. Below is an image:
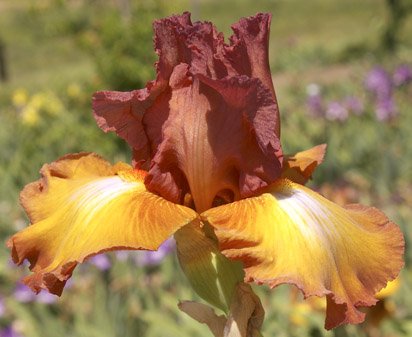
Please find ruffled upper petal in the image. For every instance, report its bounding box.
[93,90,152,166]
[202,179,404,329]
[225,13,279,128]
[152,12,277,101]
[8,153,197,295]
[282,144,327,184]
[93,13,283,209]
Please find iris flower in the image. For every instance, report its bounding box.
[8,12,404,331]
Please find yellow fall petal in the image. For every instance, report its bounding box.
[8,153,197,295]
[202,179,404,330]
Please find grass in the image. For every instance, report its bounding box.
[0,0,408,92]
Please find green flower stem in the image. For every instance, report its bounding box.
[175,223,265,337]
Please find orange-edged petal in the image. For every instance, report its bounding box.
[282,144,327,184]
[202,179,404,329]
[8,153,197,295]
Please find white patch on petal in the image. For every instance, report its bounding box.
[69,176,142,223]
[273,187,342,243]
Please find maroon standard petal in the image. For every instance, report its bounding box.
[145,65,282,212]
[93,12,283,209]
[93,90,151,166]
[224,13,279,134]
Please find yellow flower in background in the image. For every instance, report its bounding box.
[21,106,40,126]
[289,288,326,327]
[29,93,45,110]
[12,88,28,107]
[44,93,64,116]
[17,91,64,126]
[375,278,401,299]
[30,92,63,116]
[363,276,402,335]
[289,302,313,327]
[67,83,82,99]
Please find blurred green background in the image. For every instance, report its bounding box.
[0,0,411,336]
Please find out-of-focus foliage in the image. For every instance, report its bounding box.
[1,1,412,337]
[76,1,164,91]
[381,0,412,52]
[1,0,165,90]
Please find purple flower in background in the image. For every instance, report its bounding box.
[36,291,57,304]
[365,66,399,121]
[88,254,111,271]
[306,84,324,117]
[365,67,392,98]
[326,101,349,121]
[14,283,35,303]
[375,97,398,121]
[135,238,175,267]
[307,95,324,117]
[115,251,130,262]
[7,257,29,269]
[344,96,364,115]
[14,283,56,304]
[0,297,5,317]
[393,64,412,86]
[0,326,23,337]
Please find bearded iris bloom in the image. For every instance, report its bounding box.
[8,12,404,331]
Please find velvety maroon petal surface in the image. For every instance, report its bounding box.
[93,12,283,209]
[224,13,279,134]
[93,90,151,167]
[145,66,282,211]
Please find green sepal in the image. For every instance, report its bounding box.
[175,221,244,313]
